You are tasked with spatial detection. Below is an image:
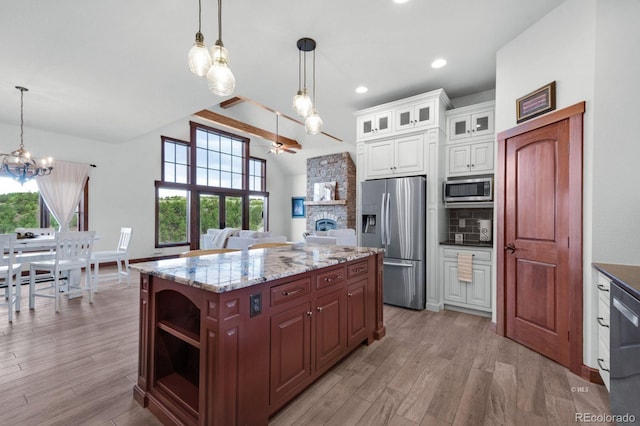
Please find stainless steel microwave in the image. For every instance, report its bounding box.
[443,177,493,202]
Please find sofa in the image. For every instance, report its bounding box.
[304,228,357,246]
[201,229,287,251]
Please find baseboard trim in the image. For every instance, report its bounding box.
[581,364,604,385]
[489,321,497,333]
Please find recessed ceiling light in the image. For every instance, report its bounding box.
[431,58,447,69]
[393,0,410,3]
[355,86,368,94]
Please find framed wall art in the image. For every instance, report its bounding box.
[291,197,305,218]
[516,81,556,123]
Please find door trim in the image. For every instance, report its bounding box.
[496,101,585,376]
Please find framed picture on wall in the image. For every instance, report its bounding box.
[516,81,556,123]
[291,197,305,218]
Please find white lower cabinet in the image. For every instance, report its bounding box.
[596,271,611,390]
[440,246,492,313]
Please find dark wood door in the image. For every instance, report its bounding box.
[347,279,368,347]
[269,301,311,404]
[504,119,571,366]
[498,102,586,377]
[315,290,347,371]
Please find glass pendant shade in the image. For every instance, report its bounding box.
[292,90,313,118]
[188,33,212,77]
[210,43,230,64]
[207,57,235,96]
[305,109,323,135]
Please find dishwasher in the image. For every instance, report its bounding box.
[610,281,640,421]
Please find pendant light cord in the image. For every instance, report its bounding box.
[19,87,25,149]
[217,0,222,42]
[298,50,302,92]
[311,49,316,104]
[197,0,202,32]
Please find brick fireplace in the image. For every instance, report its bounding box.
[306,152,356,231]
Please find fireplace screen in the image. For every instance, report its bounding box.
[315,219,337,232]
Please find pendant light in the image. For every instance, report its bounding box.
[304,40,323,135]
[187,0,212,77]
[0,86,53,184]
[206,0,235,96]
[292,39,314,118]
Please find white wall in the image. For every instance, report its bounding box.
[288,173,307,242]
[592,0,640,265]
[0,116,293,259]
[496,0,640,369]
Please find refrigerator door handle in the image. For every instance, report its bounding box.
[380,192,386,246]
[383,261,415,268]
[386,192,391,245]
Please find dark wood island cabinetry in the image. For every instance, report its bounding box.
[132,244,385,425]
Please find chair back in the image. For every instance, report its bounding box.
[55,231,96,262]
[179,248,239,258]
[117,227,133,253]
[0,234,18,272]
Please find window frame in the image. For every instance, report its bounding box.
[154,123,270,249]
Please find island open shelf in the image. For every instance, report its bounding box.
[132,244,385,425]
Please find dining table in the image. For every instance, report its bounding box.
[14,233,99,298]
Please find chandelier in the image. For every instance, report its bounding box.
[292,38,323,135]
[187,0,235,96]
[0,86,53,185]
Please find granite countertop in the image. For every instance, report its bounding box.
[440,240,494,248]
[132,243,383,294]
[593,263,640,300]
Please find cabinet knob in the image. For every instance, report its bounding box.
[347,293,353,297]
[317,306,324,312]
[471,164,475,167]
[306,311,313,316]
[466,164,470,168]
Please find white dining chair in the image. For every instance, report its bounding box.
[1,234,22,322]
[91,227,132,288]
[29,231,96,312]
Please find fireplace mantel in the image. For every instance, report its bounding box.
[304,200,348,206]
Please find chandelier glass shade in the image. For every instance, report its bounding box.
[207,42,235,96]
[188,32,212,77]
[0,86,53,185]
[292,89,312,118]
[304,109,323,135]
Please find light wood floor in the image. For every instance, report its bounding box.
[0,268,611,425]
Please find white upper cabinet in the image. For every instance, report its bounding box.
[356,110,392,140]
[447,102,494,142]
[394,100,436,132]
[365,134,425,178]
[355,89,450,142]
[445,100,495,177]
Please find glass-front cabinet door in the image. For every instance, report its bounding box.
[448,109,494,141]
[394,100,435,132]
[357,110,392,140]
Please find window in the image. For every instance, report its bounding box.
[0,179,89,233]
[155,122,270,248]
[249,158,266,191]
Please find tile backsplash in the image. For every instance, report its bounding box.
[447,208,494,243]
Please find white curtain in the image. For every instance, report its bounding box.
[36,160,89,231]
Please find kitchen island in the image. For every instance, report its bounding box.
[131,244,385,425]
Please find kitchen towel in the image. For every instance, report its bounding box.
[457,252,473,283]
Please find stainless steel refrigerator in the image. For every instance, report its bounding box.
[360,176,426,310]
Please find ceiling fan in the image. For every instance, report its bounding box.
[268,115,297,155]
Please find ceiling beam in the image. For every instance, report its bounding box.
[218,95,343,142]
[195,109,302,149]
